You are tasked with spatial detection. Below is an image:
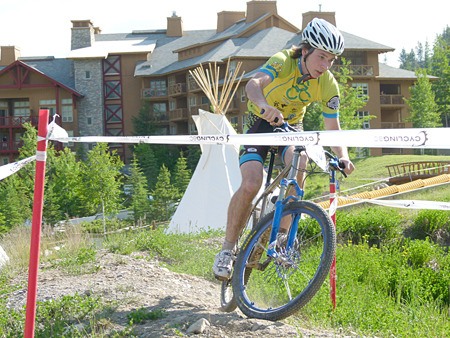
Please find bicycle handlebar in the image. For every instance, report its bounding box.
[261,109,348,178]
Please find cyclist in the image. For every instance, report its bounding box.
[213,18,355,281]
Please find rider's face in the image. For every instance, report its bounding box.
[303,49,337,78]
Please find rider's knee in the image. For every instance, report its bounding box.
[240,178,261,197]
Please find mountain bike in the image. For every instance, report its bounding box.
[219,141,346,321]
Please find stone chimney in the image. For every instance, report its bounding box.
[0,46,21,66]
[301,11,337,30]
[246,0,277,23]
[71,20,96,50]
[167,12,183,37]
[217,11,246,33]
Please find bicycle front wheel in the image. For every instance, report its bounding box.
[232,201,336,321]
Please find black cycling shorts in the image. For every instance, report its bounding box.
[239,115,303,167]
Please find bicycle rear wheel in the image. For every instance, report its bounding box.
[232,200,336,321]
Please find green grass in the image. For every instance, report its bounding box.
[305,153,450,199]
[0,154,449,337]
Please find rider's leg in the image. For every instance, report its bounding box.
[279,146,308,232]
[223,160,264,250]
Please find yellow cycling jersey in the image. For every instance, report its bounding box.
[247,48,340,125]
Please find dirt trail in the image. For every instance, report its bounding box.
[8,251,349,337]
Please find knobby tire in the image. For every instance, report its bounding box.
[232,200,336,321]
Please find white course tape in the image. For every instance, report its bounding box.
[49,127,450,149]
[0,156,36,181]
[362,199,450,210]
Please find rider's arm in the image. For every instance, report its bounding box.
[245,72,284,126]
[323,117,355,175]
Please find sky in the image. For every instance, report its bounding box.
[1,0,448,68]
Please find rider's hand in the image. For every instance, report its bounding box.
[260,107,284,126]
[339,158,355,175]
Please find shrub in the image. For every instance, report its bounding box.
[337,207,402,246]
[410,209,450,243]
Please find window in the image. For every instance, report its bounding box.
[150,80,167,96]
[61,99,73,122]
[188,96,197,108]
[189,123,197,134]
[13,101,30,123]
[352,83,369,101]
[200,96,210,105]
[105,105,123,123]
[151,103,167,121]
[104,56,121,75]
[39,99,56,116]
[105,81,122,99]
[152,103,166,113]
[239,87,246,102]
[85,71,91,79]
[87,117,92,125]
[169,101,176,111]
[170,124,177,135]
[357,111,371,129]
[106,128,123,136]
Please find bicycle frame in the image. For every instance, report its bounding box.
[249,145,344,265]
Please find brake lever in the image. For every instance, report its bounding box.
[324,151,348,178]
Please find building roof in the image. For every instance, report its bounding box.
[378,62,438,80]
[135,27,298,76]
[14,58,82,96]
[67,37,156,59]
[341,31,394,52]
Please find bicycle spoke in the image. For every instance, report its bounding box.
[283,274,293,301]
[233,201,336,321]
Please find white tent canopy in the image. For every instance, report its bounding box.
[168,109,242,233]
[0,245,9,271]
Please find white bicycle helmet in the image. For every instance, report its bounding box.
[301,18,344,56]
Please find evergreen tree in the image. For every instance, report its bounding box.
[185,145,202,172]
[172,152,192,199]
[430,35,450,127]
[132,102,181,186]
[133,144,159,189]
[128,154,150,224]
[0,175,31,231]
[303,101,322,131]
[16,123,39,201]
[404,68,441,128]
[149,164,179,222]
[46,147,84,220]
[80,143,124,219]
[399,49,418,70]
[333,58,372,130]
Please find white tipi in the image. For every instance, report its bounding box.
[168,109,241,233]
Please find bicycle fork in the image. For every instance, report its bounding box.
[267,147,305,258]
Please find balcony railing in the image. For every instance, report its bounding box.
[188,78,201,91]
[0,116,39,127]
[380,122,406,129]
[150,112,169,123]
[142,88,168,99]
[380,94,404,105]
[189,104,210,115]
[168,83,187,96]
[332,65,374,77]
[0,140,23,152]
[169,108,190,121]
